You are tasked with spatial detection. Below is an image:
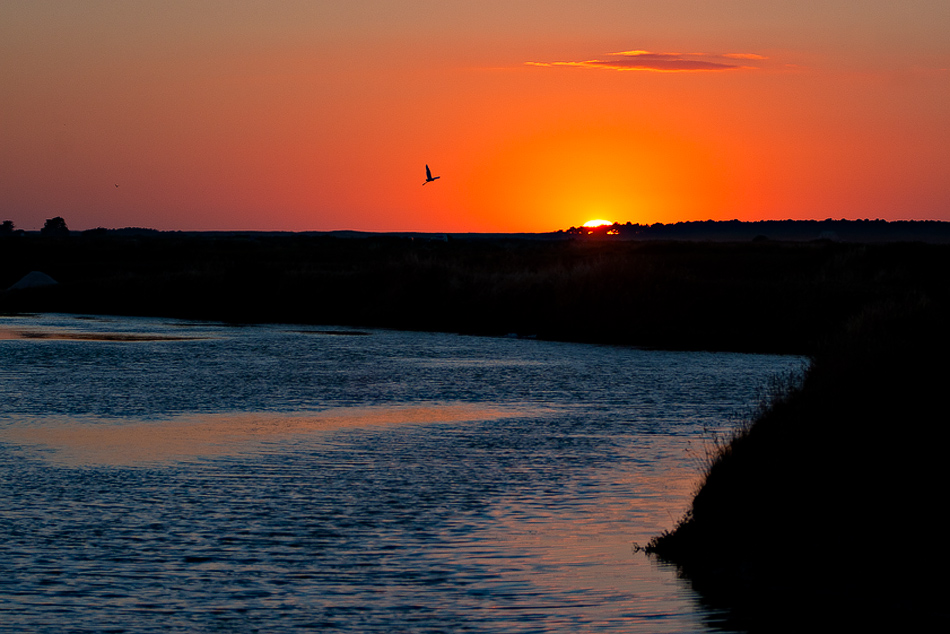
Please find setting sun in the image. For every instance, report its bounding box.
[583,219,613,228]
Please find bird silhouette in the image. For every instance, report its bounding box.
[423,164,440,185]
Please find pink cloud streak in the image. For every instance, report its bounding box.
[527,50,766,72]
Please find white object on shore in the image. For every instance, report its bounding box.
[7,271,59,291]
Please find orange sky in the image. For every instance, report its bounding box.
[2,1,948,232]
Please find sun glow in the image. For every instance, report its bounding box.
[583,219,613,228]
[460,123,734,232]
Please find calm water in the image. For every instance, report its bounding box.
[0,313,803,633]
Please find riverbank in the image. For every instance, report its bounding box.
[647,288,950,628]
[4,233,949,355]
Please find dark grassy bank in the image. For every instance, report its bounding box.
[647,289,950,628]
[4,233,949,355]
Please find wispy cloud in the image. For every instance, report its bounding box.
[721,53,769,61]
[527,50,767,73]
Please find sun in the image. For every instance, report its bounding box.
[583,219,613,228]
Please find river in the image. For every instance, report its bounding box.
[0,313,803,633]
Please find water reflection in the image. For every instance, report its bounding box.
[0,325,204,341]
[0,313,804,632]
[1,404,535,467]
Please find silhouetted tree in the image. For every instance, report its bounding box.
[0,220,14,236]
[41,216,70,237]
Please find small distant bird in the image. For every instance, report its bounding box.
[423,164,440,185]
[115,184,119,188]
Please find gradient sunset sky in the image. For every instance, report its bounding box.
[3,1,948,232]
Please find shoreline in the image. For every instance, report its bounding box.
[646,287,950,627]
[6,233,948,355]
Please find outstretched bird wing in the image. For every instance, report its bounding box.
[426,165,432,180]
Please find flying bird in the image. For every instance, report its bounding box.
[423,164,440,185]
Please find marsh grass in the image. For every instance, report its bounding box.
[682,364,808,482]
[6,234,945,355]
[646,286,950,627]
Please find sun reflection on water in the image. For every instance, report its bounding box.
[0,404,537,467]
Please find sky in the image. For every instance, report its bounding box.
[2,1,948,232]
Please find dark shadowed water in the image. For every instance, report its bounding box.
[0,314,803,633]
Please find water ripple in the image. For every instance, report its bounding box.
[0,314,801,632]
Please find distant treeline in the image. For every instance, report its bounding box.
[4,217,950,243]
[561,218,950,242]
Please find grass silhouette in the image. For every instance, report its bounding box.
[6,233,944,355]
[647,290,950,628]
